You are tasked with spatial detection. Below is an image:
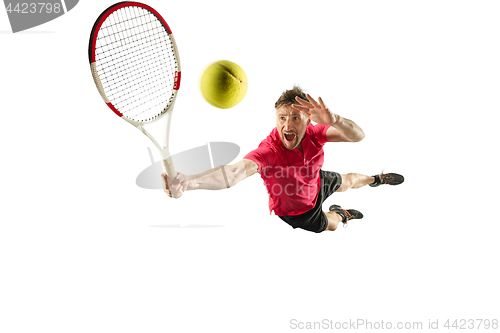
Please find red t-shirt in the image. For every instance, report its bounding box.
[244,124,330,216]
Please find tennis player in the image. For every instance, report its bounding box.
[162,86,404,232]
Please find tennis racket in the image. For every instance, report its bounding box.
[88,2,181,183]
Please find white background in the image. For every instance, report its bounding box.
[1,1,499,332]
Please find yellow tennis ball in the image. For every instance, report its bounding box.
[200,60,248,109]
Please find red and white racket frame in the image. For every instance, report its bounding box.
[88,2,181,179]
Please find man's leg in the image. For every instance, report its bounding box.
[323,205,364,231]
[337,172,405,192]
[322,172,404,231]
[324,211,343,231]
[337,173,375,192]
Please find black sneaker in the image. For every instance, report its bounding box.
[369,173,404,187]
[329,204,363,227]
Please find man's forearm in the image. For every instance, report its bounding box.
[187,166,231,190]
[164,160,256,197]
[332,115,365,142]
[178,160,255,192]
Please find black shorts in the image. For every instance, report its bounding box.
[278,170,342,233]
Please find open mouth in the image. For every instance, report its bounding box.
[284,132,296,142]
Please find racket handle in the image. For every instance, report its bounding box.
[162,156,177,180]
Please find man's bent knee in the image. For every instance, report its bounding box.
[325,221,338,231]
[338,173,353,192]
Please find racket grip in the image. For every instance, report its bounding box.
[162,156,177,180]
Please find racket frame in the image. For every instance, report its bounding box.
[88,1,181,179]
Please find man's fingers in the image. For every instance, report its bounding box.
[295,96,312,107]
[291,103,309,111]
[305,94,321,108]
[164,173,182,189]
[161,174,172,198]
[295,94,324,111]
[161,172,185,198]
[161,173,169,187]
[318,96,326,109]
[299,110,311,118]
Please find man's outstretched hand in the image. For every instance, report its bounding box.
[292,94,338,126]
[161,172,189,198]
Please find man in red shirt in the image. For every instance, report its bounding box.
[163,86,404,233]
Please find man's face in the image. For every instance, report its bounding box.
[276,105,310,150]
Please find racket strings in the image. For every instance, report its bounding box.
[98,40,172,100]
[97,7,175,119]
[96,34,169,79]
[95,24,170,71]
[93,6,177,122]
[99,35,171,105]
[96,12,152,43]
